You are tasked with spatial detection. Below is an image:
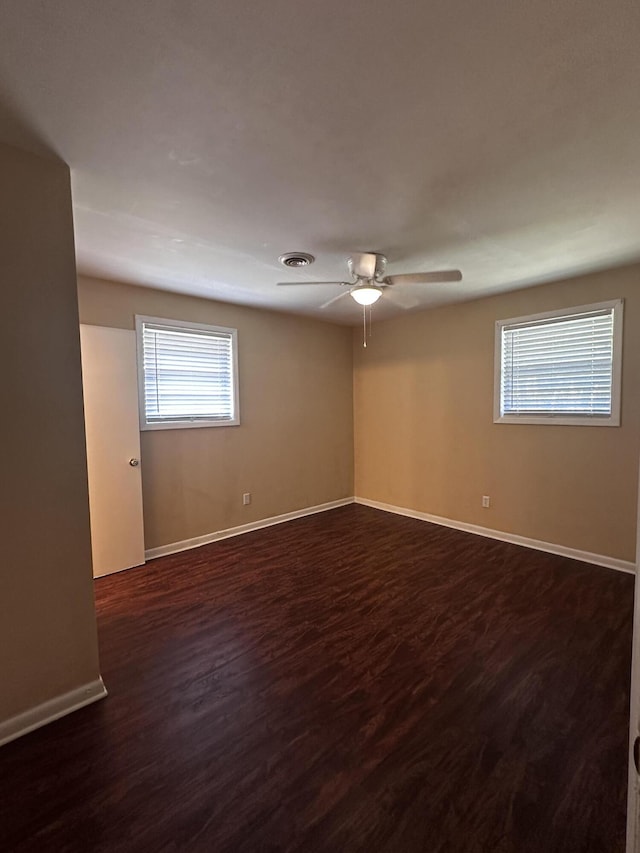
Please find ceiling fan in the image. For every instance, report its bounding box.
[277,252,462,310]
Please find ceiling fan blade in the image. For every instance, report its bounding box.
[384,270,462,286]
[277,281,349,287]
[382,287,421,310]
[320,291,354,309]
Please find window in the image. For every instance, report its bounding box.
[494,299,623,426]
[136,316,239,430]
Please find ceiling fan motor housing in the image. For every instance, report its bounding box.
[349,252,387,281]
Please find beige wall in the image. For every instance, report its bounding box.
[354,264,640,562]
[1,143,101,723]
[78,276,354,550]
[79,263,639,562]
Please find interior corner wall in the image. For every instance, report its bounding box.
[353,264,640,563]
[77,276,354,551]
[0,143,101,725]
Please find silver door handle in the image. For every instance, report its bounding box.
[129,458,140,467]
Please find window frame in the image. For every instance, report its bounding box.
[135,315,240,431]
[493,299,623,427]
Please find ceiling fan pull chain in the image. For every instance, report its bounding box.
[363,304,367,347]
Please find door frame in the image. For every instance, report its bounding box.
[626,458,640,852]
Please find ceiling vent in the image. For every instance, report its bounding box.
[278,252,315,268]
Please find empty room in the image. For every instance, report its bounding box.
[1,2,640,852]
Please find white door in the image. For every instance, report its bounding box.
[80,324,145,577]
[627,465,640,852]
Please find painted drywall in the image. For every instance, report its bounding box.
[1,143,101,723]
[78,276,354,550]
[354,264,640,562]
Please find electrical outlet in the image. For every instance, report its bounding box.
[482,495,490,508]
[242,492,251,506]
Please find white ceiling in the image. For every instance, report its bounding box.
[0,0,639,324]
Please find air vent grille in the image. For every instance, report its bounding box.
[278,252,315,268]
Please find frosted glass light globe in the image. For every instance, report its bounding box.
[351,286,382,306]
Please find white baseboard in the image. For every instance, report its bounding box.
[143,493,635,575]
[0,677,108,748]
[355,497,636,575]
[145,497,355,560]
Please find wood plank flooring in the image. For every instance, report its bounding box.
[0,505,634,852]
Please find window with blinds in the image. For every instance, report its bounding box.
[135,317,239,430]
[494,300,623,426]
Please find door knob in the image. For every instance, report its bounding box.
[129,458,140,467]
[634,736,640,774]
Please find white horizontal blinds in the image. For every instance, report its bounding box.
[501,308,614,417]
[142,323,235,423]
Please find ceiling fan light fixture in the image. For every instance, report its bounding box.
[351,285,382,306]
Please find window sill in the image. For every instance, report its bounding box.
[141,418,240,431]
[493,414,620,427]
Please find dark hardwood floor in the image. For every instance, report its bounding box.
[0,505,634,852]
